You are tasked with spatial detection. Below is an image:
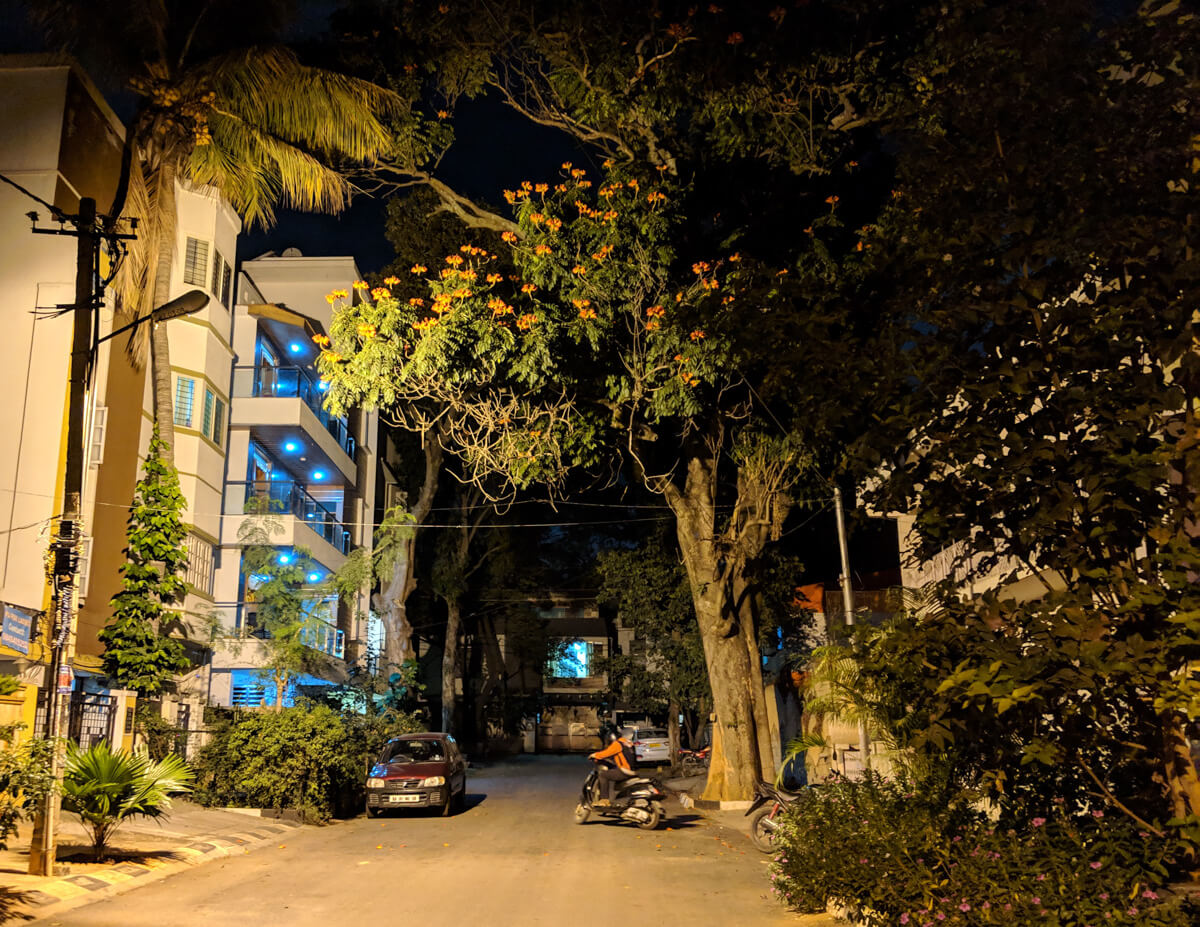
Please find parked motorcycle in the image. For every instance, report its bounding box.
[745,780,801,852]
[574,760,668,830]
[678,745,711,775]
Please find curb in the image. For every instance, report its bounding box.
[13,820,303,924]
[678,794,753,811]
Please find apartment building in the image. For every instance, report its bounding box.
[204,251,378,708]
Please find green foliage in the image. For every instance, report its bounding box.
[769,775,1195,926]
[192,703,424,821]
[238,510,334,704]
[61,740,193,861]
[595,529,710,741]
[133,703,187,762]
[99,425,192,695]
[0,676,20,697]
[0,725,54,851]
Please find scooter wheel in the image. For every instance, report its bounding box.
[748,805,780,852]
[636,803,661,830]
[573,803,590,824]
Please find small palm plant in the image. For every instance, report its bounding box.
[61,741,194,861]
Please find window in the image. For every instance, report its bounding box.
[76,534,93,603]
[183,237,209,286]
[211,250,233,307]
[89,406,107,466]
[547,639,599,678]
[200,387,225,447]
[174,376,195,427]
[184,533,214,595]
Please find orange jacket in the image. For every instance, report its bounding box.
[590,738,633,771]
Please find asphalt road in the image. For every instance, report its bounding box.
[37,756,795,927]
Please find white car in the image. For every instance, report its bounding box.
[622,726,671,765]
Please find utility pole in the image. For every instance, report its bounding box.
[27,196,97,875]
[833,484,871,773]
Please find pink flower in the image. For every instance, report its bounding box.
[1031,817,1046,827]
[1099,893,1109,901]
[900,915,910,925]
[1141,890,1159,900]
[1091,810,1104,819]
[1036,874,1046,881]
[959,903,971,912]
[1089,861,1102,870]
[1032,897,1041,905]
[1127,908,1138,917]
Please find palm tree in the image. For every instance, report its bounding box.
[31,1,400,460]
[61,741,193,861]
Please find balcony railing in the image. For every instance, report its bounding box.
[230,480,352,554]
[232,365,357,459]
[234,611,346,659]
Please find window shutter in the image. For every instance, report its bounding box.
[89,406,108,466]
[212,398,225,448]
[183,238,209,286]
[76,535,93,602]
[174,377,195,427]
[211,250,222,297]
[221,260,233,307]
[202,388,215,438]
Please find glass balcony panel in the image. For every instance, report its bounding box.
[228,481,353,554]
[232,364,356,458]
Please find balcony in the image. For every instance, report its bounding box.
[232,362,355,463]
[228,480,352,556]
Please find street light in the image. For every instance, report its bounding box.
[95,288,210,346]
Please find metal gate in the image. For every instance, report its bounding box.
[175,703,191,759]
[67,692,116,748]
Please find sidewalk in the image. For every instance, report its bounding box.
[0,801,305,923]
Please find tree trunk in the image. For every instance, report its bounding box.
[274,668,286,713]
[667,699,681,765]
[372,436,442,672]
[441,598,462,732]
[150,159,178,462]
[1159,711,1200,826]
[665,453,772,801]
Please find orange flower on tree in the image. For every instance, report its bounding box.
[436,110,449,119]
[515,313,538,330]
[534,183,549,194]
[646,191,667,205]
[371,287,390,299]
[544,217,562,232]
[501,230,518,244]
[312,333,331,346]
[534,244,554,256]
[824,195,839,205]
[645,320,661,332]
[410,263,427,274]
[572,298,591,309]
[690,329,706,341]
[578,306,598,320]
[409,297,425,307]
[728,252,741,262]
[325,292,338,304]
[727,32,744,45]
[486,273,503,284]
[487,297,513,317]
[439,268,455,279]
[331,289,349,300]
[602,210,618,223]
[529,212,545,225]
[571,264,587,276]
[445,254,464,266]
[646,305,666,319]
[521,283,538,294]
[353,280,369,290]
[357,323,377,338]
[570,168,587,180]
[627,178,640,191]
[383,275,400,286]
[692,261,711,274]
[561,161,573,171]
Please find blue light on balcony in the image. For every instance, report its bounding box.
[289,343,303,354]
[307,572,321,583]
[284,441,299,452]
[278,553,292,565]
[318,380,329,392]
[312,470,325,481]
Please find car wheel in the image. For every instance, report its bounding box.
[440,791,453,816]
[454,784,467,813]
[366,802,381,819]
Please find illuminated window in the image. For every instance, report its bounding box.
[548,640,599,678]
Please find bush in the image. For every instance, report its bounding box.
[0,725,54,850]
[770,774,1195,926]
[192,704,423,822]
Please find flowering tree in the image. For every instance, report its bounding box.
[318,160,867,798]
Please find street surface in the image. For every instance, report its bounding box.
[36,756,795,927]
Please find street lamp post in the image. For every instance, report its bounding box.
[26,193,207,875]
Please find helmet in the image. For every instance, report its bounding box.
[608,731,619,743]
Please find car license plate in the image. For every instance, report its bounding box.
[646,743,663,749]
[388,794,421,804]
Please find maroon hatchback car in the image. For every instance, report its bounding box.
[365,732,467,817]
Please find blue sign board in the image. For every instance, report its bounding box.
[1,605,36,655]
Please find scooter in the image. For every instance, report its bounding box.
[745,779,801,852]
[678,745,711,774]
[574,759,667,830]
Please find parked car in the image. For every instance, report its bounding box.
[365,733,467,817]
[621,725,671,765]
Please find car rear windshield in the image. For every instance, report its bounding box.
[382,740,445,763]
[641,730,667,740]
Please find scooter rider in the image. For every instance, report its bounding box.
[589,730,636,804]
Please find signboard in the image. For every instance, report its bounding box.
[1,605,35,655]
[57,664,74,694]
